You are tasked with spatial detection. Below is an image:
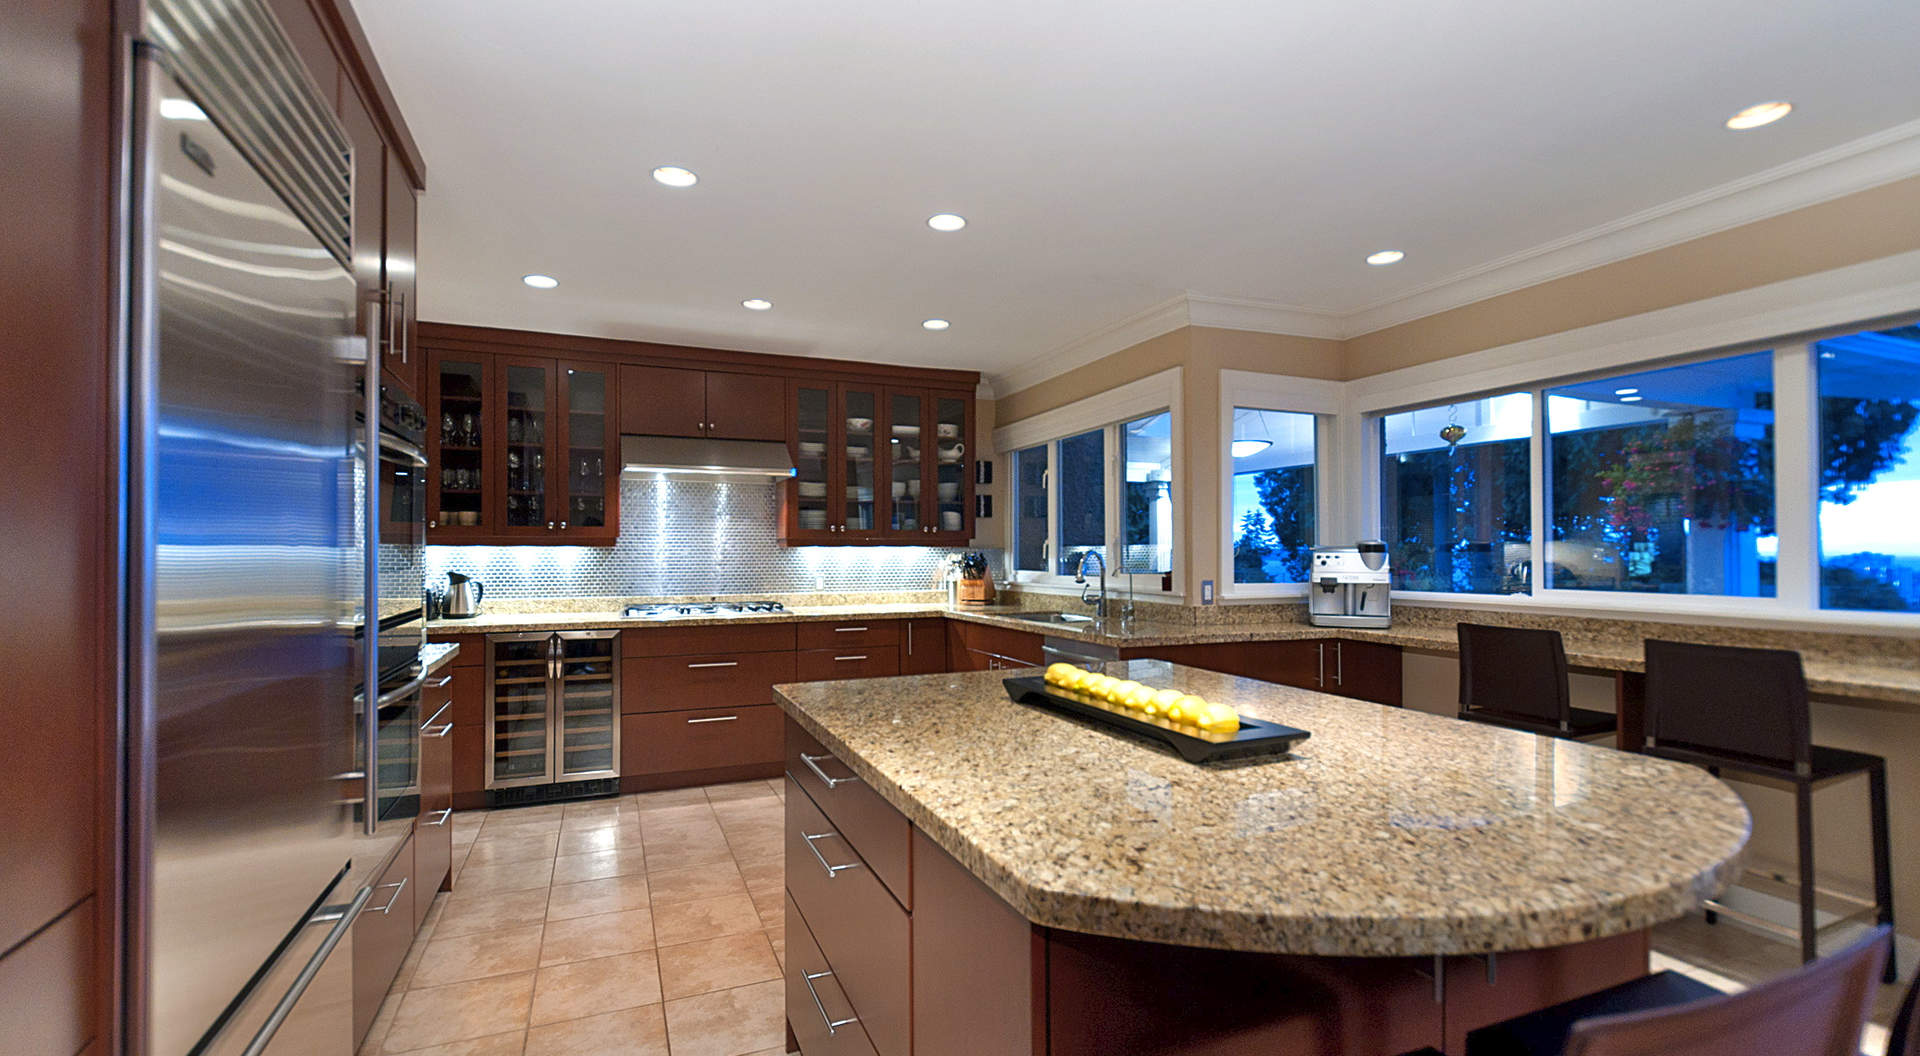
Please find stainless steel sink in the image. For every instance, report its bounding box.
[997,611,1099,625]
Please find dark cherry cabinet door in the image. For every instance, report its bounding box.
[557,361,618,542]
[618,364,706,437]
[382,149,420,395]
[705,372,787,441]
[786,380,841,542]
[901,618,948,674]
[926,391,973,544]
[493,356,559,538]
[426,350,493,539]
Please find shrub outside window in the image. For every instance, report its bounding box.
[1379,394,1532,594]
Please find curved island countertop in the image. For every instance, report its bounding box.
[773,659,1751,958]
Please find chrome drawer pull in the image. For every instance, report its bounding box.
[422,700,453,730]
[801,968,860,1036]
[833,655,867,662]
[423,723,454,738]
[799,752,861,788]
[687,715,739,724]
[423,809,453,827]
[370,876,408,915]
[685,661,740,669]
[801,831,863,879]
[832,626,868,633]
[429,674,453,688]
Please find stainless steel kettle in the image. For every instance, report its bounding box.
[443,571,484,618]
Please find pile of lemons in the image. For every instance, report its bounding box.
[1042,663,1240,734]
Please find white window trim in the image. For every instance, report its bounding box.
[1343,247,1920,632]
[994,367,1184,598]
[1217,371,1342,600]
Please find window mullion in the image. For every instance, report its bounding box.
[1773,342,1818,610]
[1530,389,1547,597]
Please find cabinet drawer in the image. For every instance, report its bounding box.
[621,704,784,776]
[414,806,452,930]
[786,717,910,909]
[786,898,882,1056]
[785,779,910,1056]
[352,836,415,1045]
[0,897,92,1055]
[796,620,901,650]
[796,647,900,682]
[622,622,797,658]
[622,651,797,713]
[431,634,485,667]
[421,703,454,813]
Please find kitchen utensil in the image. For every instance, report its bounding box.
[444,572,485,617]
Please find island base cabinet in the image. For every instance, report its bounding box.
[911,830,1044,1056]
[1440,929,1649,1053]
[786,899,883,1056]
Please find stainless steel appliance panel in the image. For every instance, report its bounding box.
[133,57,362,1056]
[375,386,428,679]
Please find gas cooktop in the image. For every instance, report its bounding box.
[622,601,788,620]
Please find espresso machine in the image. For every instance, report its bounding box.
[1307,542,1391,628]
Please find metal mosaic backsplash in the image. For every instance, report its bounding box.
[392,478,1005,599]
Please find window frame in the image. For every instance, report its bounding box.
[1347,303,1920,630]
[1216,371,1343,599]
[995,368,1184,598]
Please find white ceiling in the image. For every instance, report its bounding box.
[355,0,1920,387]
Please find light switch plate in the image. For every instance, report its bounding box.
[1201,579,1214,604]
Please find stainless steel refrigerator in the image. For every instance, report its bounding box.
[125,2,398,1052]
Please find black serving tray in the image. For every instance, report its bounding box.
[1003,677,1310,764]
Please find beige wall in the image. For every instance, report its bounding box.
[1342,174,1920,379]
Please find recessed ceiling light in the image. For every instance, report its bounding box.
[741,298,772,311]
[652,166,698,188]
[159,98,208,121]
[927,213,967,232]
[1366,250,1405,266]
[1614,387,1640,396]
[1230,440,1273,458]
[921,319,950,331]
[1620,395,1644,403]
[1726,101,1792,131]
[522,274,559,289]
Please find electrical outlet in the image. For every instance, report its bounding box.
[1201,579,1214,604]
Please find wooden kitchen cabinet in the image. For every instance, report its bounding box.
[947,621,1044,671]
[619,365,787,441]
[0,898,95,1056]
[620,704,784,789]
[382,148,421,395]
[424,350,617,543]
[415,672,455,926]
[784,381,975,545]
[1124,638,1402,706]
[352,836,415,1047]
[901,617,948,674]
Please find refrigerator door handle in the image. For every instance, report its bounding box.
[237,884,372,1056]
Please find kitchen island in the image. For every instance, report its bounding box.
[773,660,1751,1056]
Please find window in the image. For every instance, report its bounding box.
[1013,444,1048,572]
[1816,325,1920,612]
[1545,351,1776,596]
[1056,429,1105,575]
[1230,408,1317,584]
[1379,393,1532,594]
[1121,413,1174,575]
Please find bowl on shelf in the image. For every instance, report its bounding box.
[847,444,870,460]
[936,423,961,439]
[937,482,960,501]
[905,479,921,498]
[846,417,874,433]
[797,441,826,457]
[892,424,920,438]
[891,481,909,498]
[941,511,962,530]
[797,482,827,498]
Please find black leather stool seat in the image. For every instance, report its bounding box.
[1463,971,1722,1056]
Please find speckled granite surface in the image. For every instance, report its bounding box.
[427,601,1920,705]
[419,640,459,673]
[775,661,1752,957]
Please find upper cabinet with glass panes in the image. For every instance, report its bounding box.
[780,381,975,545]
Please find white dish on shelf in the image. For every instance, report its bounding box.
[905,479,921,498]
[847,445,870,460]
[937,482,960,501]
[936,423,961,439]
[892,424,920,438]
[941,511,963,530]
[846,417,874,432]
[797,482,826,498]
[798,510,827,529]
[797,441,826,457]
[891,481,909,498]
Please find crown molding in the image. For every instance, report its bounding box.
[989,119,1920,400]
[986,293,1190,398]
[1339,116,1920,337]
[1184,293,1347,339]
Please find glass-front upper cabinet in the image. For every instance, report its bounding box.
[427,352,491,539]
[496,357,554,537]
[887,390,925,533]
[843,386,879,534]
[787,382,837,542]
[558,362,617,543]
[930,392,971,542]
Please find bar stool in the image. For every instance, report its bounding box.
[1464,924,1889,1055]
[1642,639,1897,983]
[1893,969,1920,1056]
[1457,623,1618,740]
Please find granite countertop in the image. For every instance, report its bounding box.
[774,660,1751,957]
[427,604,1920,705]
[420,640,460,673]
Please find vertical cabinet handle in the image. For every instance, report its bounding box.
[1333,641,1343,687]
[1316,642,1325,687]
[370,876,408,915]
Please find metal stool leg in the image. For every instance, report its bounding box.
[1797,781,1818,964]
[1870,761,1897,984]
[1704,764,1721,926]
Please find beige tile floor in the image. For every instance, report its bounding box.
[358,779,793,1056]
[360,777,1910,1056]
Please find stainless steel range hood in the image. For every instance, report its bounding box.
[620,434,797,482]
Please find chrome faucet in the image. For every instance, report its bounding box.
[1074,551,1108,619]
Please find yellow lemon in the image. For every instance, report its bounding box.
[1060,669,1090,691]
[1171,695,1209,727]
[1199,703,1240,733]
[1149,689,1184,716]
[1107,680,1142,704]
[1045,663,1077,685]
[1123,685,1157,712]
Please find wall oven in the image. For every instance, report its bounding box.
[376,384,428,681]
